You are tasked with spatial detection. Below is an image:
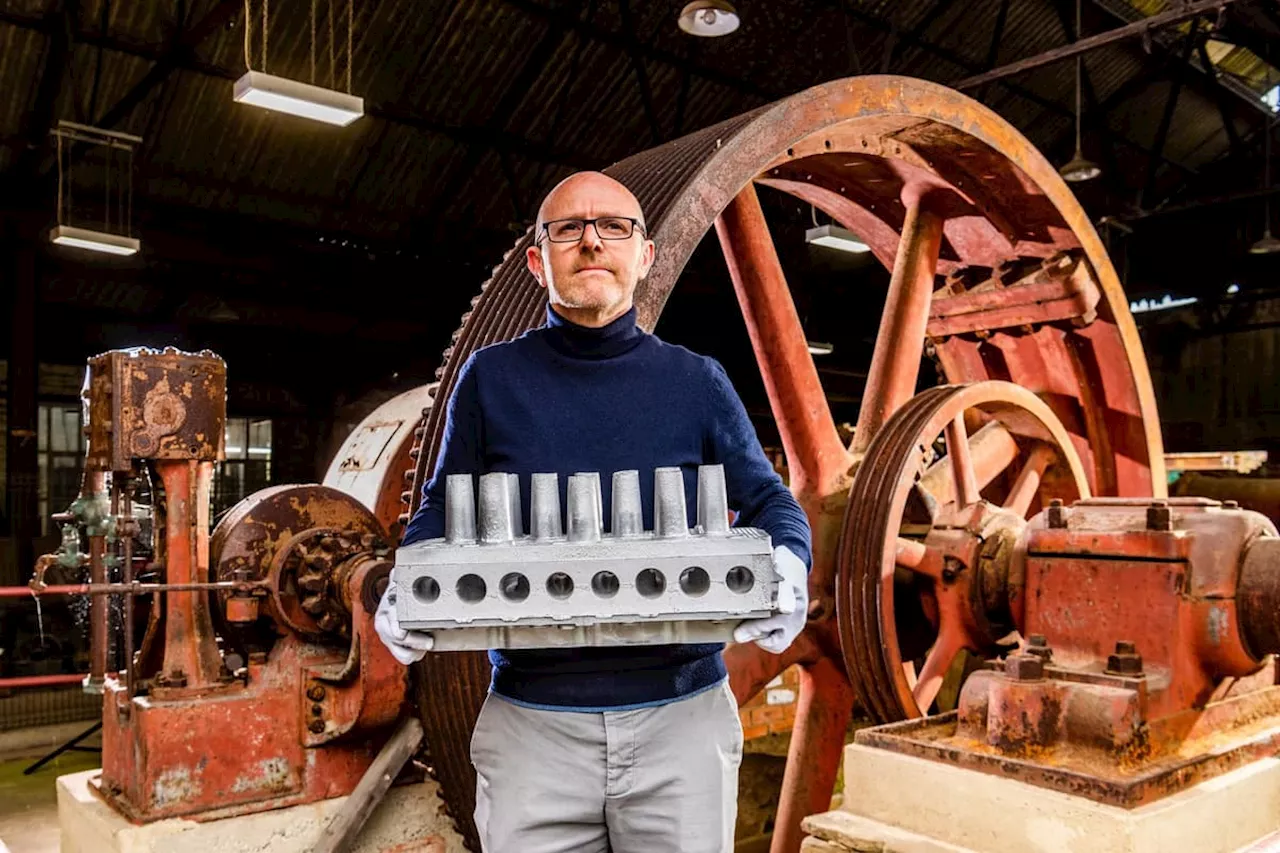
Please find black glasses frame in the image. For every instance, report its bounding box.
[538,217,647,244]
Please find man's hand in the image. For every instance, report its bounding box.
[733,545,808,654]
[374,576,435,665]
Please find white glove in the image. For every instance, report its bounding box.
[733,545,808,654]
[374,579,434,665]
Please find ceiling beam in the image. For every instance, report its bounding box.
[955,0,1236,89]
[1142,26,1198,205]
[1196,39,1245,159]
[7,0,82,188]
[0,8,598,172]
[826,1,1197,177]
[91,0,239,131]
[618,0,662,145]
[417,1,586,238]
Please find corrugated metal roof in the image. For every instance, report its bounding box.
[0,0,1265,240]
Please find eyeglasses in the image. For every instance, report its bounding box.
[539,217,646,244]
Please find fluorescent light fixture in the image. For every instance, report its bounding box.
[677,0,740,36]
[233,71,364,127]
[50,225,140,256]
[805,224,870,254]
[806,341,834,356]
[1129,294,1198,314]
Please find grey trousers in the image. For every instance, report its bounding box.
[470,679,744,853]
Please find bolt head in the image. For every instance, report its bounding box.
[1115,640,1136,654]
[1146,503,1173,531]
[306,685,326,702]
[1005,654,1044,681]
[1028,634,1047,647]
[309,719,326,734]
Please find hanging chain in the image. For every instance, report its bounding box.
[311,0,317,84]
[347,0,353,94]
[328,0,335,89]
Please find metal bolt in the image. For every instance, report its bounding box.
[1147,500,1172,531]
[1047,499,1068,529]
[308,719,326,734]
[311,704,324,716]
[1025,634,1053,661]
[1106,640,1144,675]
[1004,653,1044,681]
[306,685,326,702]
[941,558,962,583]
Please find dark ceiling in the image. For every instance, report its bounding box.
[2,0,1279,426]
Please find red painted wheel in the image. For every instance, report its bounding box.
[837,380,1091,723]
[372,77,1165,852]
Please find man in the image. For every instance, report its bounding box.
[376,171,811,853]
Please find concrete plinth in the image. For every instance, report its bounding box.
[803,744,1280,853]
[57,768,468,853]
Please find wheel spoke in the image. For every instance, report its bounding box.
[770,655,856,853]
[1004,443,1057,517]
[944,414,981,507]
[895,537,942,579]
[716,183,852,498]
[918,420,1019,507]
[725,628,819,705]
[912,628,965,712]
[851,200,944,457]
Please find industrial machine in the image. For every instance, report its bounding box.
[30,75,1280,853]
[31,347,408,822]
[394,75,1280,853]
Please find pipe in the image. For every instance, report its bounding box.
[0,580,263,598]
[0,673,88,689]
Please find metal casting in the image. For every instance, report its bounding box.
[393,467,776,648]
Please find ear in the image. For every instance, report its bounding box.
[637,238,656,280]
[526,243,548,289]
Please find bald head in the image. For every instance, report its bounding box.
[535,171,646,234]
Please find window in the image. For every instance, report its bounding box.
[214,418,272,519]
[38,404,85,536]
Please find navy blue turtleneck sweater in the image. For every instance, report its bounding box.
[402,305,812,711]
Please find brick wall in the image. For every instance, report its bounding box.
[739,665,800,741]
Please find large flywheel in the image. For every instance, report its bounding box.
[388,76,1164,853]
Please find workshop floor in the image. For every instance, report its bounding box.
[0,744,101,853]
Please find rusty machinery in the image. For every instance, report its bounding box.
[384,75,1280,853]
[18,75,1280,852]
[24,347,408,822]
